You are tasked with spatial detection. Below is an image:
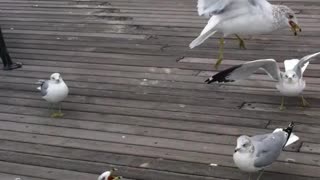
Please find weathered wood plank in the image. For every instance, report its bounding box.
[0,161,98,180]
[0,130,319,178]
[0,0,319,179]
[0,172,48,180]
[300,143,320,154]
[0,149,318,180]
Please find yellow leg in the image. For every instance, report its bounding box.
[235,34,246,49]
[50,103,64,118]
[301,96,310,107]
[48,103,53,113]
[215,37,225,69]
[279,96,286,111]
[256,170,265,180]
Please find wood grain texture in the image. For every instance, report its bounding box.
[0,0,319,179]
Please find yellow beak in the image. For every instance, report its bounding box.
[289,21,302,36]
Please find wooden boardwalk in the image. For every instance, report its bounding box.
[0,0,319,179]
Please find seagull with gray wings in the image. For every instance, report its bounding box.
[190,0,301,68]
[233,122,298,180]
[205,52,320,110]
[37,73,69,118]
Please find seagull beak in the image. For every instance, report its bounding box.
[289,20,302,36]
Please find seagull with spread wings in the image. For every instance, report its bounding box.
[205,52,320,110]
[190,0,301,68]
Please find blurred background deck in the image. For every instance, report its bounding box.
[0,0,320,179]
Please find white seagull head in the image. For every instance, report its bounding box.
[50,73,62,82]
[282,70,299,84]
[235,135,254,153]
[277,5,301,35]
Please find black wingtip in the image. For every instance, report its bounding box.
[205,77,213,84]
[289,122,295,128]
[204,65,241,84]
[284,121,295,131]
[283,121,295,145]
[283,122,295,132]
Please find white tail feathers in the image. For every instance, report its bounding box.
[273,128,299,147]
[36,79,45,84]
[285,133,299,147]
[36,80,45,91]
[189,16,219,49]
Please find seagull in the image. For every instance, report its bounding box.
[37,73,69,118]
[98,168,122,180]
[190,0,301,68]
[205,52,320,110]
[233,122,299,180]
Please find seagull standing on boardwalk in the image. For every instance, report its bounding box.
[98,168,122,180]
[205,52,320,110]
[37,73,69,118]
[190,0,301,68]
[233,122,298,180]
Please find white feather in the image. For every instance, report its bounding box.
[284,59,309,73]
[285,133,299,147]
[36,79,45,91]
[273,128,299,147]
[42,80,69,103]
[98,171,111,180]
[197,0,209,17]
[197,0,226,17]
[189,16,219,48]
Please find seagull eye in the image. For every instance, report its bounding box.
[243,143,247,147]
[287,14,294,19]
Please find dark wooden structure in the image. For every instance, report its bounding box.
[0,0,319,179]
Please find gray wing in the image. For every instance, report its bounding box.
[197,0,269,17]
[294,52,320,77]
[40,80,49,96]
[206,59,281,84]
[253,131,287,168]
[250,133,269,142]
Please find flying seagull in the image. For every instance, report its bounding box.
[98,168,121,180]
[37,73,69,118]
[205,52,320,110]
[190,0,301,68]
[233,122,298,180]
